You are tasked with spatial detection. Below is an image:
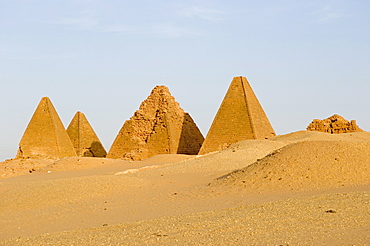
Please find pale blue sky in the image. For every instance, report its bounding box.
[1,0,369,161]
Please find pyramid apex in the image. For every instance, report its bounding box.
[40,97,51,102]
[235,76,250,81]
[231,76,250,85]
[151,85,171,94]
[329,114,344,120]
[153,85,168,89]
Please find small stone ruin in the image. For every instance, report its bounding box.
[306,114,363,134]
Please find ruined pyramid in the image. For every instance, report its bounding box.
[107,85,204,160]
[307,114,363,134]
[66,111,107,157]
[199,76,275,155]
[16,97,77,160]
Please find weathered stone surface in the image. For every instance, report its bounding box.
[107,86,204,160]
[16,97,77,160]
[307,114,363,134]
[199,76,275,155]
[66,111,107,157]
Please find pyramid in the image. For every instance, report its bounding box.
[307,114,363,134]
[16,97,77,160]
[66,111,107,157]
[107,85,204,160]
[198,76,275,155]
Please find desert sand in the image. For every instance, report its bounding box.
[0,131,369,245]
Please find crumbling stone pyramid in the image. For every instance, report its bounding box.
[66,111,107,157]
[307,114,363,134]
[199,76,275,155]
[16,97,77,160]
[107,85,204,160]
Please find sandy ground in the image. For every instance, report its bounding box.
[0,131,369,245]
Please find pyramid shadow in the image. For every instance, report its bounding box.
[177,113,204,155]
[83,141,107,158]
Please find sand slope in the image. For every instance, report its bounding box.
[0,131,369,245]
[270,130,370,142]
[215,140,370,192]
[2,190,369,245]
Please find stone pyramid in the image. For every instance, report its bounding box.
[307,114,363,134]
[199,76,275,155]
[66,111,107,157]
[16,97,77,160]
[107,85,204,160]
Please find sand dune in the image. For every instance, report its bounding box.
[214,140,370,192]
[137,140,287,178]
[0,131,369,245]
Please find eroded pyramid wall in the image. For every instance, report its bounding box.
[66,111,107,157]
[16,97,77,160]
[107,86,204,160]
[199,76,275,155]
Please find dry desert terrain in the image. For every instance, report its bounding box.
[0,131,369,245]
